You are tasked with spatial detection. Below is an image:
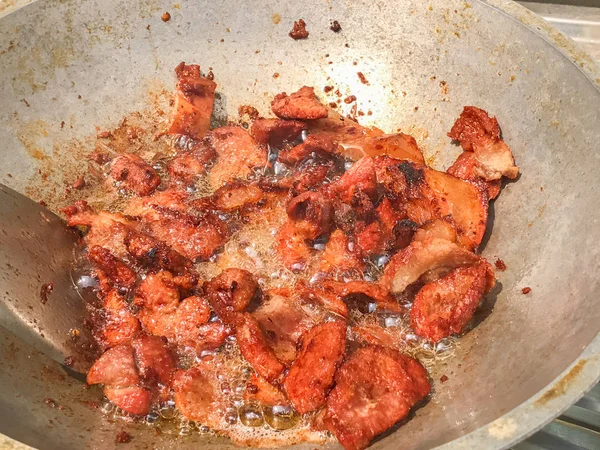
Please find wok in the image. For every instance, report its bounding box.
[0,0,599,449]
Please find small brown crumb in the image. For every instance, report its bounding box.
[63,356,75,367]
[329,102,338,108]
[324,85,334,93]
[21,98,30,107]
[161,12,171,22]
[89,151,111,165]
[220,38,224,43]
[344,95,356,104]
[77,95,82,100]
[96,130,112,139]
[289,19,309,40]
[69,328,81,341]
[6,173,12,178]
[146,24,151,30]
[367,110,372,116]
[414,106,419,111]
[60,121,66,129]
[238,105,259,119]
[494,258,507,271]
[345,43,350,48]
[40,283,54,304]
[72,177,86,190]
[357,72,369,85]
[273,72,279,79]
[522,287,531,295]
[44,398,57,408]
[440,375,449,383]
[39,200,47,207]
[330,20,342,33]
[206,70,214,80]
[115,431,132,444]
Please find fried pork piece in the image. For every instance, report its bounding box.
[124,230,191,274]
[252,291,314,364]
[271,86,328,120]
[206,181,265,212]
[278,133,338,164]
[88,245,136,292]
[286,191,334,238]
[236,313,285,382]
[104,385,152,416]
[341,133,425,164]
[102,290,140,348]
[411,261,494,342]
[173,363,228,429]
[165,62,217,139]
[322,280,402,313]
[413,218,458,243]
[206,126,267,189]
[63,202,132,259]
[328,156,378,204]
[318,229,364,274]
[381,237,484,294]
[250,118,307,147]
[167,141,216,182]
[131,334,175,386]
[283,321,346,414]
[287,159,333,194]
[324,346,431,450]
[134,271,182,313]
[274,220,313,271]
[447,106,518,190]
[205,268,258,324]
[244,373,290,406]
[87,345,139,387]
[110,154,161,196]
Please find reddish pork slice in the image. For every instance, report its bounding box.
[167,142,216,182]
[271,86,328,120]
[165,62,217,139]
[447,151,502,200]
[104,385,151,416]
[173,364,228,429]
[411,261,494,342]
[88,245,136,292]
[102,290,140,348]
[324,346,431,450]
[275,220,314,271]
[251,118,307,147]
[205,268,257,324]
[87,345,139,387]
[244,373,290,406]
[110,154,161,196]
[124,230,191,274]
[283,321,346,414]
[341,133,425,164]
[132,334,176,386]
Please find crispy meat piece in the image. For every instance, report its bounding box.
[104,386,151,416]
[275,220,313,271]
[87,345,139,387]
[165,62,216,139]
[173,364,227,429]
[134,271,181,313]
[322,280,402,313]
[271,86,328,120]
[207,126,267,189]
[251,118,307,147]
[244,373,289,406]
[342,133,424,164]
[283,321,346,414]
[181,322,232,353]
[447,152,502,200]
[173,295,212,336]
[287,191,334,238]
[413,218,458,243]
[236,313,285,382]
[205,268,258,323]
[324,346,431,450]
[279,133,337,164]
[328,156,378,204]
[318,229,364,274]
[132,335,176,386]
[381,237,483,294]
[289,160,333,194]
[352,324,398,349]
[102,290,140,348]
[289,19,309,40]
[411,261,494,342]
[354,221,387,257]
[124,230,191,274]
[110,154,161,196]
[88,245,136,291]
[167,142,216,181]
[469,138,518,180]
[448,106,500,151]
[209,182,265,212]
[124,189,190,220]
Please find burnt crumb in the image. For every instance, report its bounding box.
[44,398,58,408]
[6,173,12,178]
[345,43,350,48]
[146,24,151,30]
[238,105,259,119]
[399,161,423,186]
[494,258,507,271]
[344,95,357,104]
[60,121,66,129]
[97,130,112,139]
[40,283,54,304]
[77,95,82,100]
[161,12,171,22]
[89,151,111,165]
[440,375,449,383]
[522,287,531,295]
[63,356,75,367]
[330,20,342,32]
[21,98,30,107]
[323,85,334,93]
[329,102,338,108]
[414,106,419,111]
[39,200,48,207]
[273,72,280,79]
[206,70,214,80]
[357,72,369,85]
[72,177,86,190]
[115,431,132,444]
[289,19,309,40]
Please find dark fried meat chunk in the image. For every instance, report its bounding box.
[167,142,216,181]
[102,290,140,348]
[165,62,216,139]
[325,346,431,450]
[411,261,494,342]
[88,245,136,291]
[251,118,307,147]
[205,268,258,324]
[289,19,309,40]
[271,86,328,120]
[132,334,176,386]
[124,230,191,274]
[110,154,160,196]
[448,105,500,151]
[287,191,334,238]
[279,133,337,164]
[236,313,285,382]
[283,321,346,414]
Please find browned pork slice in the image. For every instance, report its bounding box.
[110,154,161,196]
[271,86,328,120]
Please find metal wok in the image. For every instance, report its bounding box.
[0,0,599,449]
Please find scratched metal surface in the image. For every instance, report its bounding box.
[0,0,598,449]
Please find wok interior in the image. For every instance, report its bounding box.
[0,0,599,449]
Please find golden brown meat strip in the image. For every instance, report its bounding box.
[244,373,290,406]
[102,290,140,348]
[271,86,328,120]
[283,321,346,414]
[124,230,191,274]
[411,261,494,342]
[131,334,176,387]
[87,345,139,387]
[110,154,161,196]
[251,118,307,146]
[324,346,431,450]
[88,245,136,292]
[165,62,216,139]
[205,268,257,324]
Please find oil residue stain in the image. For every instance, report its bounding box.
[17,119,49,161]
[534,359,587,407]
[271,13,281,25]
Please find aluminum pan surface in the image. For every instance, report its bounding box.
[0,0,599,449]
